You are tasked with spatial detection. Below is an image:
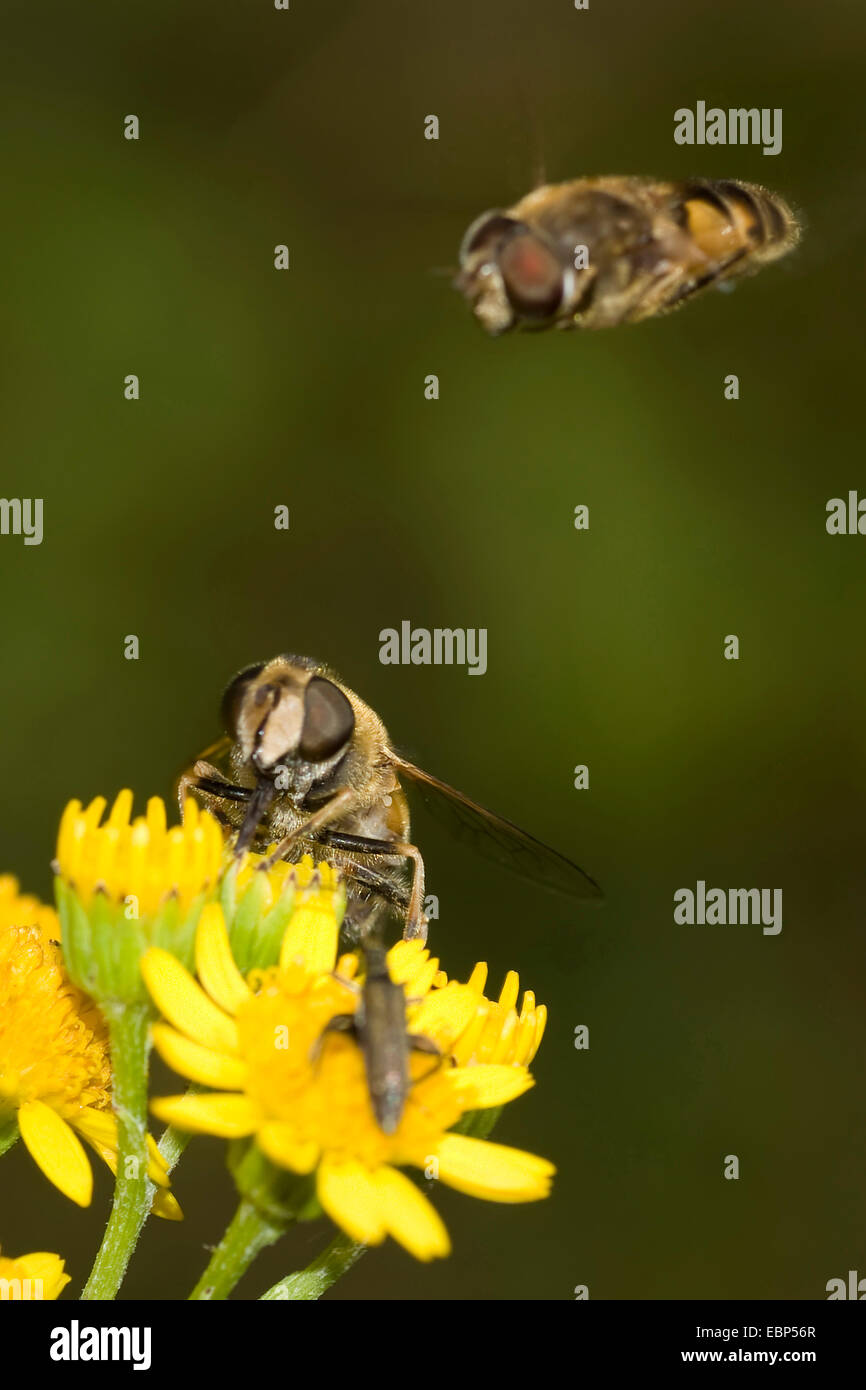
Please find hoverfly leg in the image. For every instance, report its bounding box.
[408,1034,445,1087]
[390,842,427,942]
[309,1012,356,1066]
[176,764,253,824]
[176,772,195,818]
[255,788,356,870]
[335,860,409,913]
[330,970,361,997]
[326,834,428,945]
[319,832,427,943]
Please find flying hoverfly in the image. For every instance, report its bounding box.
[179,655,601,1132]
[456,175,800,333]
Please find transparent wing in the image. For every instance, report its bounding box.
[391,754,602,902]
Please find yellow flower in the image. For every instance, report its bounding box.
[55,792,225,1005]
[0,1247,70,1300]
[454,962,548,1067]
[0,912,179,1217]
[233,852,343,902]
[0,874,61,948]
[57,791,224,918]
[221,851,346,975]
[143,899,554,1261]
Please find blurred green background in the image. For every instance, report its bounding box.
[1,0,864,1300]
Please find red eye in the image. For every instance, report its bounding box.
[498,234,564,317]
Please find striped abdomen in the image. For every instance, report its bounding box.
[677,178,800,272]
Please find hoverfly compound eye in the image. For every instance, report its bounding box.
[221,662,265,736]
[459,211,522,263]
[498,233,564,318]
[299,677,355,762]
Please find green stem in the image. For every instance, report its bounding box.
[260,1232,367,1301]
[81,1003,151,1300]
[189,1199,286,1301]
[157,1118,193,1171]
[83,1089,197,1292]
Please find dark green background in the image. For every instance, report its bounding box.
[1,0,864,1300]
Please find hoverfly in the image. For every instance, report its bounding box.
[179,655,601,1132]
[456,175,800,333]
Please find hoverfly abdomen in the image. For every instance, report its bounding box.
[678,178,799,265]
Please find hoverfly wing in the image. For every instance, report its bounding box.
[391,755,602,902]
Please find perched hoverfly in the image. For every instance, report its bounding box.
[456,175,800,333]
[179,655,601,1131]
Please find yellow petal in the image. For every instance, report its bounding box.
[69,1109,181,1219]
[279,899,339,975]
[257,1123,320,1174]
[386,940,426,975]
[150,1091,259,1137]
[388,940,439,996]
[372,1165,450,1260]
[14,1252,70,1299]
[530,1005,547,1062]
[146,796,168,837]
[83,795,107,830]
[317,1157,386,1245]
[194,903,251,1017]
[335,952,359,980]
[466,961,488,993]
[450,1063,534,1109]
[498,971,520,1011]
[489,1009,519,1063]
[450,1009,486,1066]
[105,788,131,831]
[141,947,239,1055]
[18,1100,93,1207]
[71,1108,171,1190]
[67,1107,120,1177]
[151,1189,183,1221]
[151,1022,248,1091]
[413,982,480,1045]
[145,1133,172,1187]
[435,1133,555,1203]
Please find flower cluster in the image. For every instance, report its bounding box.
[1,790,556,1296]
[0,894,176,1217]
[145,904,552,1260]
